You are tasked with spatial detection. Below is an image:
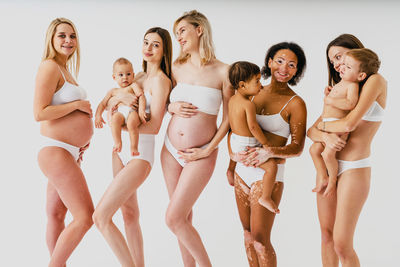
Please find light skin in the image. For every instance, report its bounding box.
[228,73,279,213]
[161,18,233,267]
[311,54,365,197]
[230,49,307,267]
[95,63,147,155]
[92,31,171,267]
[34,22,94,267]
[307,44,387,267]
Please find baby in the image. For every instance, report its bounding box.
[227,61,279,214]
[310,48,381,196]
[95,57,147,156]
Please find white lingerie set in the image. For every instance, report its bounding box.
[234,95,298,186]
[164,83,222,167]
[40,66,87,161]
[335,101,384,176]
[117,91,155,167]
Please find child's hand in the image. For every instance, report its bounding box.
[324,86,333,96]
[95,115,105,128]
[139,110,147,124]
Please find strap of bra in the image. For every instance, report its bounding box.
[279,95,297,114]
[57,65,67,81]
[251,96,255,102]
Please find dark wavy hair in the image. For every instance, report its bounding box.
[229,61,260,90]
[261,42,306,86]
[326,34,364,86]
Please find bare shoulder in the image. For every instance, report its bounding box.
[148,72,171,92]
[213,59,229,74]
[290,94,306,109]
[366,73,387,87]
[38,59,59,74]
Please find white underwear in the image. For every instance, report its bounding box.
[117,105,134,121]
[117,131,155,167]
[338,157,371,176]
[40,135,80,161]
[235,162,285,186]
[164,134,209,167]
[322,117,340,122]
[230,133,260,153]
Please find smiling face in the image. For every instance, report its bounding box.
[268,49,298,83]
[113,63,134,88]
[328,45,350,73]
[142,32,164,64]
[175,19,201,54]
[52,23,77,59]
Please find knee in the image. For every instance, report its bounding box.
[244,230,254,245]
[121,205,140,225]
[250,230,268,247]
[333,236,353,259]
[320,228,334,246]
[165,208,185,233]
[92,209,109,231]
[47,206,67,223]
[75,210,93,232]
[309,142,323,156]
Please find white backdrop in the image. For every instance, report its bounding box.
[1,1,399,266]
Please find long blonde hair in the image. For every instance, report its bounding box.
[42,18,80,77]
[173,10,215,65]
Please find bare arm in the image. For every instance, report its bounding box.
[307,116,347,151]
[33,60,91,121]
[137,76,171,134]
[319,74,386,133]
[324,82,359,110]
[94,89,116,127]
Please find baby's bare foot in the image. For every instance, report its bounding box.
[258,197,280,214]
[131,145,139,156]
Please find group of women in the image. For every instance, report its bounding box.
[33,10,386,267]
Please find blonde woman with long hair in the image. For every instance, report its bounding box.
[160,10,233,267]
[33,18,94,266]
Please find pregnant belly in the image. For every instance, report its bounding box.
[41,111,93,147]
[167,113,217,150]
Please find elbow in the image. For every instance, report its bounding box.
[344,121,357,132]
[34,112,42,122]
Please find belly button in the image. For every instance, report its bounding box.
[179,132,184,136]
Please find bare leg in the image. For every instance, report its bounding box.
[161,145,195,267]
[233,174,258,267]
[321,147,338,197]
[249,180,284,267]
[258,160,279,214]
[111,112,125,152]
[46,183,67,255]
[316,185,338,267]
[112,153,145,267]
[164,147,218,267]
[126,111,141,156]
[93,159,151,267]
[38,147,94,267]
[310,142,329,193]
[333,168,370,267]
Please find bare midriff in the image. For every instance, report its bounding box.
[167,112,217,150]
[337,121,381,161]
[40,110,93,148]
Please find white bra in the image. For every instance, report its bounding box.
[51,66,86,105]
[169,83,222,115]
[255,95,297,138]
[362,101,384,122]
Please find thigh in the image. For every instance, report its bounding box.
[160,145,184,198]
[96,160,151,215]
[46,182,67,217]
[127,111,140,129]
[38,147,94,217]
[112,151,125,177]
[234,173,251,230]
[167,149,218,216]
[316,192,337,233]
[249,181,283,243]
[334,168,370,240]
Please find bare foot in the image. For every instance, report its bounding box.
[130,145,140,156]
[258,197,280,214]
[113,141,122,153]
[312,174,328,193]
[323,180,337,197]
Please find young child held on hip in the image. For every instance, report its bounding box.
[310,48,381,196]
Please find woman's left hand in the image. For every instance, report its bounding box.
[241,147,273,167]
[178,147,210,163]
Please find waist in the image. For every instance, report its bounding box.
[40,111,93,147]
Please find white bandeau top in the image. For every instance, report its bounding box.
[362,101,384,122]
[169,83,222,115]
[51,66,86,105]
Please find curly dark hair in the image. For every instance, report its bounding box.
[261,42,306,86]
